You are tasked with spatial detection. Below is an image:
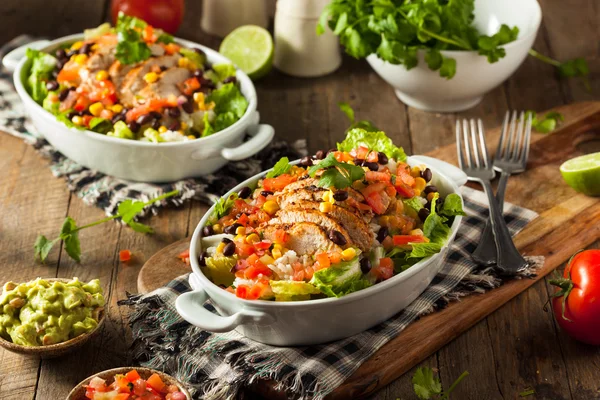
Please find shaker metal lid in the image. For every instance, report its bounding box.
[276,0,331,19]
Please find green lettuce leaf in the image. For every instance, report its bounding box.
[56,110,84,130]
[214,112,238,132]
[202,112,215,137]
[422,195,451,245]
[180,48,206,69]
[204,256,236,286]
[213,64,237,81]
[108,120,135,139]
[142,127,164,143]
[211,193,239,222]
[440,193,466,217]
[309,255,372,298]
[337,128,406,161]
[43,92,60,114]
[115,12,151,65]
[84,22,112,40]
[408,242,443,258]
[403,197,424,213]
[88,117,112,134]
[26,48,57,104]
[270,281,321,301]
[207,83,248,121]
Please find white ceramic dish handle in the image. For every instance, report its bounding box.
[409,155,468,187]
[221,112,275,161]
[2,40,51,72]
[176,285,271,332]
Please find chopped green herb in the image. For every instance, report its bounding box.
[308,153,365,189]
[519,388,536,397]
[525,111,564,133]
[115,12,151,65]
[412,367,469,399]
[266,157,292,178]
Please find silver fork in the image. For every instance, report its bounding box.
[456,119,528,273]
[472,111,532,266]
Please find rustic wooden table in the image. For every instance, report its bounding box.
[1,1,599,399]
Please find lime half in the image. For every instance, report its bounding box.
[219,25,274,80]
[560,152,600,196]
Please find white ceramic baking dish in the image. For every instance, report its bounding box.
[176,156,468,346]
[4,35,274,182]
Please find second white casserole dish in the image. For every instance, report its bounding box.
[176,156,467,346]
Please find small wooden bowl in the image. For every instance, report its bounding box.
[67,367,192,400]
[0,278,105,359]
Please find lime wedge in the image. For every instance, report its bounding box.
[560,152,600,196]
[219,25,274,80]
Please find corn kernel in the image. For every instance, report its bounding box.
[158,125,168,133]
[71,41,84,50]
[73,54,88,65]
[410,229,424,236]
[273,243,283,251]
[213,224,223,234]
[193,92,205,104]
[178,57,190,68]
[206,101,216,111]
[91,44,99,51]
[246,233,260,244]
[319,202,332,213]
[71,116,83,126]
[263,200,280,216]
[272,248,282,260]
[180,122,188,130]
[410,166,422,178]
[187,135,196,140]
[347,160,355,165]
[260,254,276,266]
[95,70,109,81]
[413,189,421,197]
[427,192,437,201]
[144,72,159,84]
[414,177,427,191]
[89,102,104,117]
[322,191,332,203]
[341,248,357,261]
[234,234,244,241]
[111,104,123,113]
[235,226,246,235]
[216,242,226,254]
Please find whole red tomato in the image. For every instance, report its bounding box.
[551,250,600,346]
[111,0,184,34]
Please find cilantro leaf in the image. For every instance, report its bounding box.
[439,57,457,79]
[338,102,355,124]
[211,193,240,223]
[524,111,564,133]
[34,235,57,262]
[338,103,379,132]
[59,217,81,262]
[114,12,151,65]
[156,33,174,44]
[266,157,292,178]
[117,199,154,233]
[413,367,442,399]
[308,153,365,189]
[337,128,407,161]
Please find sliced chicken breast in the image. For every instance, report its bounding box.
[262,223,342,255]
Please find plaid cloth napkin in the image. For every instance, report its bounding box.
[0,36,306,217]
[120,186,544,400]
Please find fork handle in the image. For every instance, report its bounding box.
[472,171,510,265]
[480,180,528,273]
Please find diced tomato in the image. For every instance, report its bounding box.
[113,374,131,392]
[360,182,387,198]
[329,251,342,264]
[237,213,249,226]
[356,202,373,212]
[372,257,394,281]
[366,151,379,163]
[274,229,289,244]
[392,235,427,246]
[304,266,315,280]
[365,192,387,215]
[355,146,370,160]
[179,77,200,96]
[247,253,260,265]
[57,61,82,83]
[244,262,272,279]
[146,373,165,392]
[316,252,331,269]
[125,370,141,383]
[114,394,131,400]
[82,114,94,128]
[292,269,305,281]
[397,163,416,186]
[385,185,397,198]
[248,280,270,300]
[262,174,297,192]
[365,171,390,182]
[132,379,147,396]
[163,43,181,55]
[332,151,353,162]
[119,249,132,263]
[236,284,250,299]
[74,96,90,112]
[382,236,394,250]
[143,25,157,43]
[235,241,255,257]
[395,183,415,198]
[85,387,95,399]
[88,377,108,391]
[253,240,272,250]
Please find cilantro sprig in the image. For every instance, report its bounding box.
[115,12,152,65]
[412,367,469,399]
[525,110,564,133]
[308,153,365,189]
[34,190,179,263]
[266,157,292,178]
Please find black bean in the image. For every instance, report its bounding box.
[168,120,181,131]
[58,88,71,101]
[425,200,432,211]
[181,100,194,114]
[202,225,214,237]
[238,186,252,199]
[79,43,92,55]
[354,158,365,166]
[151,119,161,130]
[198,77,215,88]
[51,70,59,79]
[127,121,140,133]
[66,111,78,120]
[111,114,126,124]
[260,191,273,197]
[360,258,372,274]
[199,251,208,267]
[315,150,326,160]
[377,227,389,243]
[223,76,237,84]
[55,49,66,59]
[136,114,153,125]
[224,223,240,235]
[418,208,431,221]
[221,237,233,244]
[424,185,438,195]
[193,69,204,78]
[328,230,347,246]
[421,168,433,183]
[364,161,379,171]
[222,242,236,257]
[150,111,163,120]
[333,190,348,201]
[377,152,389,165]
[159,65,168,72]
[167,107,181,118]
[300,156,312,167]
[45,81,59,91]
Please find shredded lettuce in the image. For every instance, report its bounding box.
[202,112,214,137]
[56,110,84,130]
[88,117,112,134]
[207,83,248,120]
[142,127,164,143]
[211,193,239,223]
[43,92,60,114]
[337,128,407,161]
[180,48,206,69]
[107,120,135,139]
[203,256,236,286]
[270,281,321,301]
[115,12,151,65]
[25,48,57,104]
[440,193,466,217]
[213,112,238,132]
[403,197,424,213]
[309,255,372,298]
[213,64,237,81]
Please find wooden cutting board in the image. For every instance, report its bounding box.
[137,101,600,399]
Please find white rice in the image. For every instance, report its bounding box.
[267,250,299,281]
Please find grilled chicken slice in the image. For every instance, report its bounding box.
[137,67,191,102]
[277,176,365,202]
[262,223,342,255]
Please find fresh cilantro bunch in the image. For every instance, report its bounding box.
[411,367,469,399]
[319,0,589,84]
[34,190,179,263]
[308,153,365,189]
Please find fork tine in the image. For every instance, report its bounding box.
[511,111,525,161]
[477,119,490,168]
[470,119,481,168]
[462,119,473,168]
[521,111,532,165]
[505,110,517,159]
[456,120,465,169]
[495,111,510,160]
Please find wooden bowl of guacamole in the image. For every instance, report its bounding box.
[0,277,105,358]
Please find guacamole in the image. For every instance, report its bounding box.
[0,278,104,346]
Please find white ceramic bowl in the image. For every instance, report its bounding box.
[367,0,542,113]
[4,35,274,182]
[176,156,468,346]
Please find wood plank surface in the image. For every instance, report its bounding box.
[0,1,599,399]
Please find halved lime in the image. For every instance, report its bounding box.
[560,152,600,196]
[219,25,274,80]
